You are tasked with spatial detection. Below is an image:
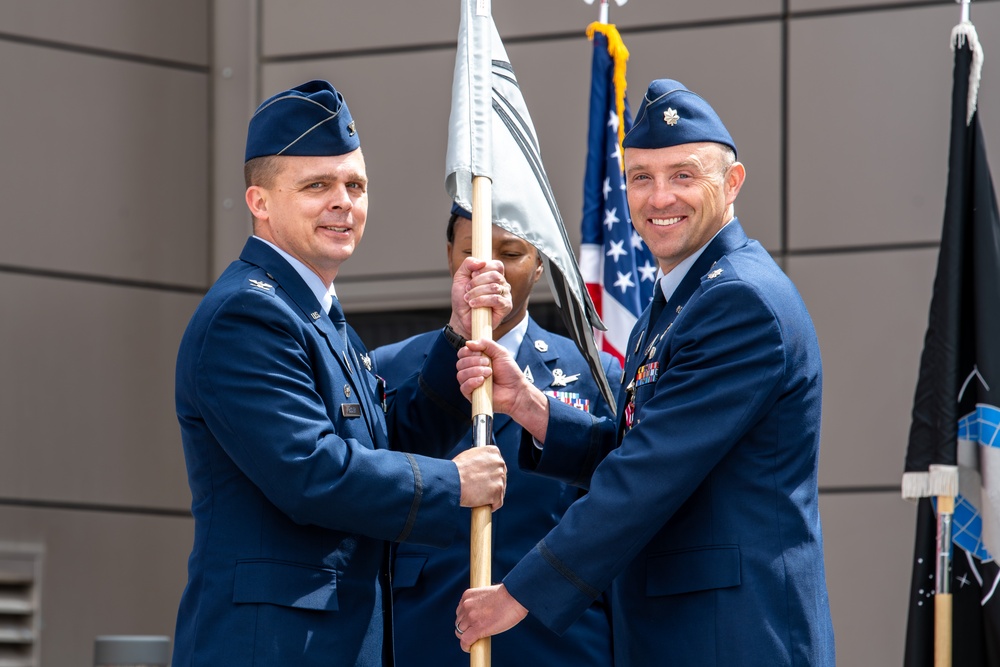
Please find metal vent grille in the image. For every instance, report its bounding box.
[0,545,43,667]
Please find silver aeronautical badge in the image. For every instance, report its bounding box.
[523,365,534,384]
[534,339,549,353]
[551,368,580,387]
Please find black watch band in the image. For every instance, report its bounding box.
[442,325,468,351]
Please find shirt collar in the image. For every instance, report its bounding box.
[254,236,337,312]
[497,313,529,358]
[658,219,733,302]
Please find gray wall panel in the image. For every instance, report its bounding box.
[820,492,915,666]
[0,0,209,65]
[0,506,190,666]
[0,41,210,287]
[261,0,781,57]
[788,250,938,487]
[788,4,1000,249]
[792,0,982,13]
[0,276,197,509]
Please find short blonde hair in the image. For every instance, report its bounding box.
[243,155,284,188]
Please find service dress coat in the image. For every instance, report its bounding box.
[501,221,836,666]
[173,238,469,667]
[372,319,621,667]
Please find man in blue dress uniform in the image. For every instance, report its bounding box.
[172,80,511,666]
[372,203,619,666]
[450,79,837,666]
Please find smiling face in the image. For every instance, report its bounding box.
[624,142,744,275]
[447,216,543,339]
[245,149,369,284]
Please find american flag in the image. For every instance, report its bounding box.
[579,22,656,366]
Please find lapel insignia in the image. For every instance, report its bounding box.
[551,368,580,387]
[707,268,724,280]
[249,279,272,291]
[544,390,590,413]
[663,107,680,126]
[534,339,549,353]
[311,311,321,320]
[676,305,683,314]
[344,384,352,398]
[361,353,372,372]
[523,365,534,384]
[348,120,357,136]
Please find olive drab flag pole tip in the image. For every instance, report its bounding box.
[447,1,494,665]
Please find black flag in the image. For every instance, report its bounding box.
[902,21,1000,667]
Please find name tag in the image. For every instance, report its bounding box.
[341,403,362,418]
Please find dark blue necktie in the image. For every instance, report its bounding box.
[646,280,667,336]
[327,297,349,346]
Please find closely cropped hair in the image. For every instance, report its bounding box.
[719,146,737,175]
[244,155,284,188]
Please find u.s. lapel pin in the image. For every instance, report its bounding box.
[534,339,549,353]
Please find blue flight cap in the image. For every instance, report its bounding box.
[623,79,736,157]
[451,201,472,219]
[244,80,359,162]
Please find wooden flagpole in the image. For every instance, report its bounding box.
[469,173,494,667]
[935,493,954,667]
